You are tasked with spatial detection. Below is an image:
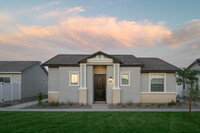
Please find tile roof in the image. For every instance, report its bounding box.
[0,61,41,73]
[43,51,179,73]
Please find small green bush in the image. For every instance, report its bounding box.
[137,103,141,107]
[67,101,74,106]
[80,103,84,106]
[48,102,59,107]
[116,103,122,106]
[37,93,43,106]
[145,105,149,107]
[168,100,176,106]
[127,101,133,106]
[151,104,154,106]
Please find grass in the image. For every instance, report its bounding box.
[0,112,200,133]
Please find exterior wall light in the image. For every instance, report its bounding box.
[108,77,113,82]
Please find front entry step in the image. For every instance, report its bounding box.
[93,101,107,104]
[92,103,108,110]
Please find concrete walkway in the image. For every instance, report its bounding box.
[0,100,200,112]
[0,99,47,111]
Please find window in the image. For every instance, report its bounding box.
[69,72,79,86]
[150,74,165,92]
[0,77,11,83]
[120,72,130,86]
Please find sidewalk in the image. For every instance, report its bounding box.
[0,100,200,112]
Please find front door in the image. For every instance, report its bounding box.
[94,74,106,101]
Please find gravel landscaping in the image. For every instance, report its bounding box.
[23,101,91,109]
[108,100,200,109]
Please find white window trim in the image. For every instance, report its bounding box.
[0,76,12,83]
[69,71,79,86]
[149,73,166,93]
[120,71,131,86]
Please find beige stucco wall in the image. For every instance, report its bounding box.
[93,66,106,74]
[0,73,21,83]
[48,93,59,102]
[140,93,176,103]
[112,89,120,104]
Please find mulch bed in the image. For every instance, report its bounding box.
[108,102,200,109]
[23,102,91,109]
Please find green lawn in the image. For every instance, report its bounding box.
[0,112,200,133]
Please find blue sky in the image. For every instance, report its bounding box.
[0,0,199,67]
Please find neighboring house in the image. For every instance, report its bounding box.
[182,58,200,97]
[43,51,179,104]
[0,61,48,102]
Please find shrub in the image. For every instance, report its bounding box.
[116,103,122,106]
[67,101,74,106]
[168,100,176,106]
[127,101,133,106]
[145,105,149,107]
[80,103,84,106]
[137,103,141,107]
[48,102,59,107]
[151,104,154,106]
[37,93,43,106]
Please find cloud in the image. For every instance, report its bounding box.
[164,19,200,49]
[0,13,12,21]
[17,1,59,15]
[43,7,85,18]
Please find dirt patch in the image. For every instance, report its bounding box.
[0,96,46,108]
[108,102,200,109]
[23,102,91,109]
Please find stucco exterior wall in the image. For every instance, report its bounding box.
[140,73,176,103]
[120,67,141,103]
[106,65,113,104]
[0,73,21,83]
[87,66,93,104]
[21,64,48,98]
[48,67,59,92]
[140,73,176,93]
[58,67,79,103]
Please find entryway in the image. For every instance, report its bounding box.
[94,74,106,101]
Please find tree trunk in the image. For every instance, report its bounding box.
[189,83,192,116]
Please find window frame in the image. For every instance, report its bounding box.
[120,72,131,86]
[0,76,12,83]
[149,73,166,92]
[69,71,79,86]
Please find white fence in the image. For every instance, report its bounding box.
[0,83,21,102]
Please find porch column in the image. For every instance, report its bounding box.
[112,63,121,104]
[79,63,87,104]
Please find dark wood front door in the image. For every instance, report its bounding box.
[94,74,106,101]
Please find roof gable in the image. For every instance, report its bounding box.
[79,51,121,63]
[187,58,200,69]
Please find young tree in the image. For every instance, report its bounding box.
[176,68,200,116]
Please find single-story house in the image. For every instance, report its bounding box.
[181,58,200,97]
[0,61,48,102]
[43,51,179,104]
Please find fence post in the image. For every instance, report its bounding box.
[11,83,13,101]
[19,83,21,100]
